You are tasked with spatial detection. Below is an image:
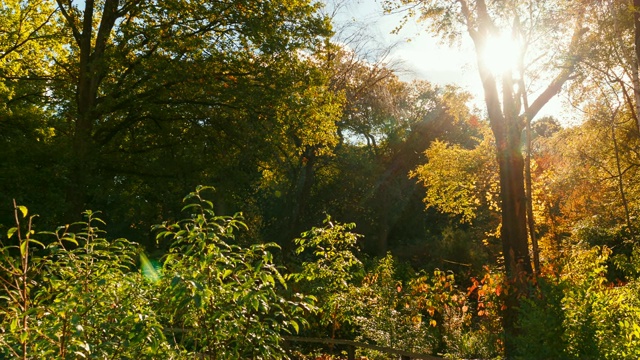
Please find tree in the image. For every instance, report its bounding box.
[382,0,590,354]
[410,127,498,227]
[1,0,339,244]
[0,0,67,231]
[565,1,640,243]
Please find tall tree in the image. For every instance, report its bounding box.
[383,0,589,354]
[0,0,66,228]
[633,0,640,132]
[1,0,338,240]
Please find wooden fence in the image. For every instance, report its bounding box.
[283,336,443,360]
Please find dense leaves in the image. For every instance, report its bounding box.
[2,0,640,358]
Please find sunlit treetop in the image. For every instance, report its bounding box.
[382,0,591,123]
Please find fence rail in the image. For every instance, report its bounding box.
[282,336,443,360]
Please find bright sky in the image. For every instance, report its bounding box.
[328,0,576,125]
[329,1,476,86]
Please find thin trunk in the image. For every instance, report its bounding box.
[284,150,316,253]
[634,0,640,133]
[611,117,636,241]
[376,201,389,257]
[525,118,540,275]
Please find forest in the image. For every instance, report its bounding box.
[1,0,639,358]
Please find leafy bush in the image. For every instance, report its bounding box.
[0,204,170,358]
[352,255,442,356]
[560,244,640,359]
[514,244,640,359]
[154,186,314,358]
[514,277,568,359]
[293,216,364,341]
[0,188,315,359]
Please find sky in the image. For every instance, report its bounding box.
[327,0,575,124]
[329,1,477,86]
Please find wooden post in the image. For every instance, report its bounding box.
[347,345,355,360]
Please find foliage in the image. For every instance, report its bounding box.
[293,216,363,339]
[410,127,498,225]
[0,203,170,359]
[0,0,340,247]
[348,256,504,359]
[514,243,640,360]
[561,245,640,359]
[154,186,315,358]
[513,277,569,359]
[352,256,441,355]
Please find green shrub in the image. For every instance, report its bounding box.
[293,216,364,341]
[514,277,568,359]
[514,244,640,360]
[154,186,314,358]
[0,204,170,358]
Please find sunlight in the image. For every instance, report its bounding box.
[481,32,521,76]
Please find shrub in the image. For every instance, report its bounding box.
[293,216,364,341]
[0,203,170,358]
[154,186,314,358]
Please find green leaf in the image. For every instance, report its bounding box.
[62,235,78,245]
[20,240,27,257]
[17,205,27,218]
[290,319,299,333]
[222,269,233,279]
[29,239,45,248]
[181,203,200,212]
[7,227,17,239]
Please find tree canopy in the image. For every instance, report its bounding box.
[2,0,640,358]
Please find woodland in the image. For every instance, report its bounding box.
[1,0,640,359]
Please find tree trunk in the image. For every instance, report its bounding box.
[283,149,317,253]
[457,0,585,354]
[58,0,121,219]
[65,0,97,218]
[525,116,540,275]
[492,110,533,356]
[634,0,640,133]
[498,139,532,277]
[610,111,636,241]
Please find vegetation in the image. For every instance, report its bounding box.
[2,0,640,358]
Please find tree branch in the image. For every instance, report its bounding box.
[0,8,57,61]
[55,0,81,45]
[524,24,588,121]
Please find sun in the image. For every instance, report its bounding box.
[481,33,521,76]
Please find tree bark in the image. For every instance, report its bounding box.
[57,0,122,218]
[525,117,540,275]
[610,110,636,241]
[456,0,586,355]
[634,0,640,133]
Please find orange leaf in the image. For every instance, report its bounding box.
[467,283,478,296]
